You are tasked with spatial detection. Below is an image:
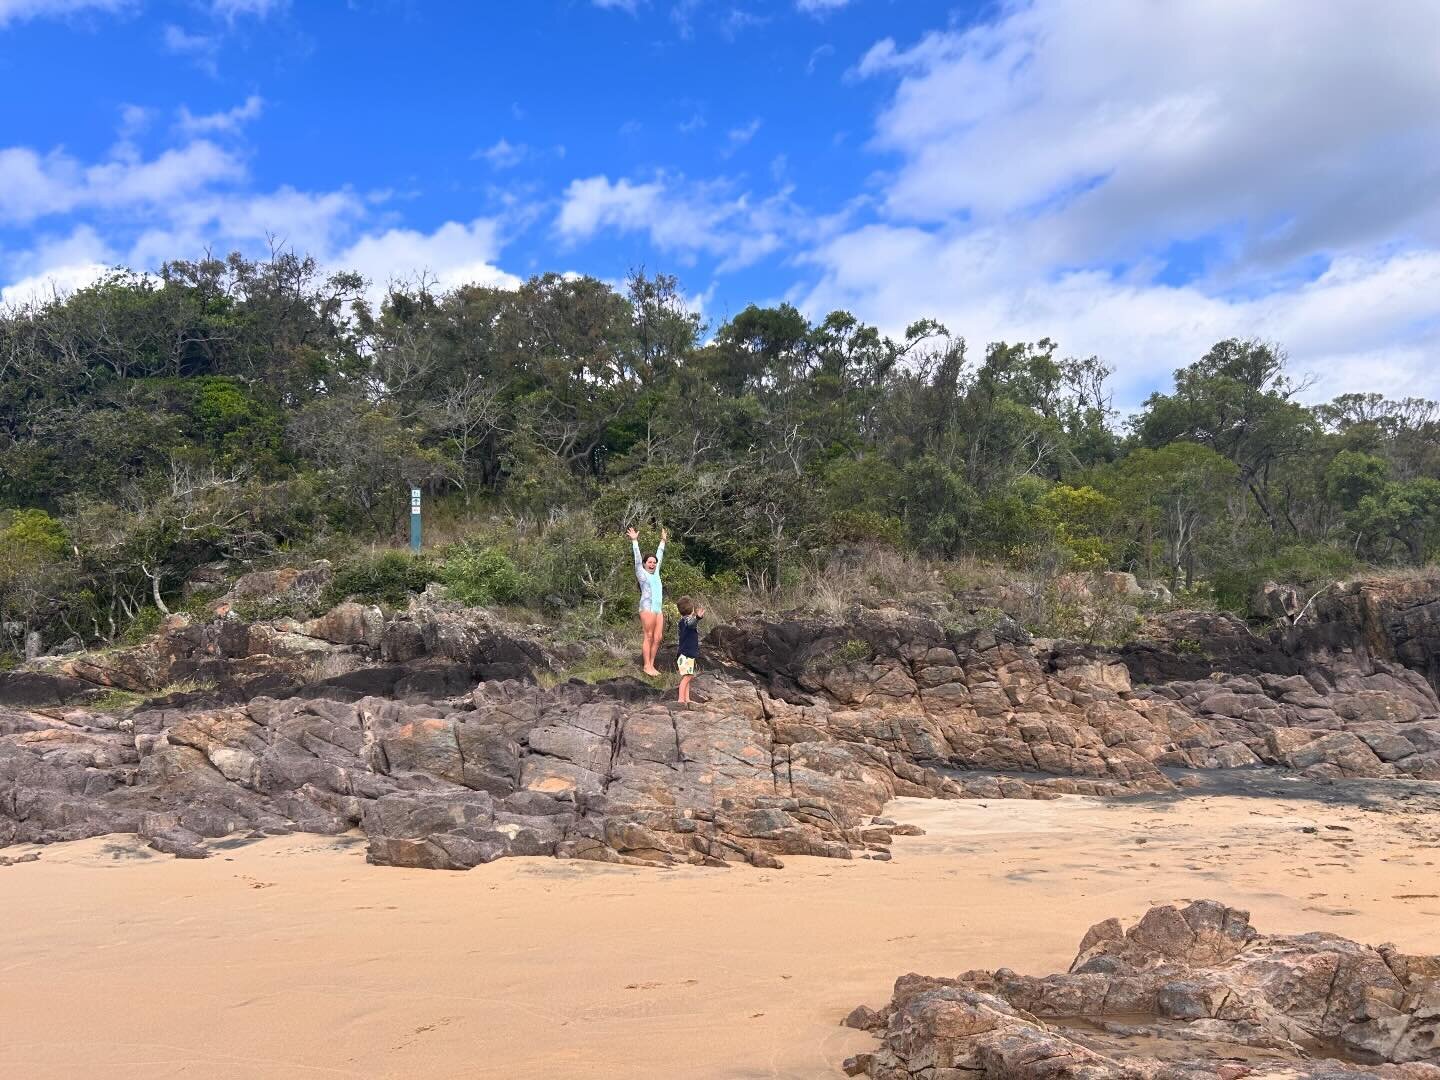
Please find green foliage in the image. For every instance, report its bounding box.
[1,249,1435,652]
[1030,589,1144,647]
[1325,450,1390,510]
[832,638,872,664]
[542,649,630,686]
[91,689,146,712]
[900,455,978,557]
[119,606,165,645]
[1211,542,1359,614]
[323,550,441,609]
[945,606,1008,635]
[232,593,321,624]
[1346,478,1440,562]
[1036,484,1120,569]
[187,376,286,475]
[824,509,905,548]
[439,543,527,607]
[1,509,69,557]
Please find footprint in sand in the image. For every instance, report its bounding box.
[392,1016,456,1051]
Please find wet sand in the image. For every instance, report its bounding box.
[3,788,1438,1079]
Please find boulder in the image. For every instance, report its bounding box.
[226,562,333,605]
[847,900,1440,1077]
[300,602,385,647]
[1097,571,1143,597]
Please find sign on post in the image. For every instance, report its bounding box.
[410,487,422,551]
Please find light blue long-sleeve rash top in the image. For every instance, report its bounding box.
[633,538,665,614]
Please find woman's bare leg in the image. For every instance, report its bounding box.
[640,611,661,676]
[650,613,665,676]
[639,612,656,673]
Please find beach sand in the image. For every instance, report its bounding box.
[3,785,1438,1079]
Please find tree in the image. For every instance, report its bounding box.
[1345,479,1440,562]
[1107,443,1239,589]
[1134,339,1316,533]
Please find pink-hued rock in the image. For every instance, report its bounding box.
[845,900,1440,1078]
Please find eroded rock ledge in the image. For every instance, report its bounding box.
[842,900,1440,1079]
[2,574,1438,868]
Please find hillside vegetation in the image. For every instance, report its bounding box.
[2,251,1438,657]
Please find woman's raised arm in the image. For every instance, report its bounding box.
[627,527,644,576]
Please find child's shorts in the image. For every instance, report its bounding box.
[676,655,696,676]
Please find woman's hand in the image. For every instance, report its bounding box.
[660,527,669,544]
[626,526,639,541]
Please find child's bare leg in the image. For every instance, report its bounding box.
[678,674,692,703]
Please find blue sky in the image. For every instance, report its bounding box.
[4,0,1440,408]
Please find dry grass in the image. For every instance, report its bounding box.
[756,545,1022,620]
[1337,563,1440,586]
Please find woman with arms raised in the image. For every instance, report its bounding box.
[628,525,666,677]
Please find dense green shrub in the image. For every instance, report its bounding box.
[322,550,441,608]
[824,509,905,548]
[1,508,69,557]
[1212,543,1359,614]
[439,543,527,606]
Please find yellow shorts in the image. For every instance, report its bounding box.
[676,655,696,676]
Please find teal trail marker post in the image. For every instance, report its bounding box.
[409,486,422,551]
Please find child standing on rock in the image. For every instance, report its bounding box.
[675,596,704,705]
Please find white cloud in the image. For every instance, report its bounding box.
[0,141,246,225]
[0,225,114,306]
[211,0,286,21]
[117,104,152,138]
[798,225,1440,409]
[1,261,110,306]
[557,174,796,271]
[791,0,1440,406]
[336,219,521,306]
[125,186,367,269]
[724,118,762,154]
[0,0,126,27]
[0,133,525,315]
[805,43,833,75]
[591,0,640,12]
[797,0,848,13]
[857,0,1440,265]
[474,138,527,170]
[162,24,219,73]
[177,95,264,137]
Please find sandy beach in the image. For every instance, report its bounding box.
[3,785,1438,1080]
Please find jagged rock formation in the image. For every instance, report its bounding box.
[841,900,1440,1079]
[1,573,1438,867]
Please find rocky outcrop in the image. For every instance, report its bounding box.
[1,574,1438,869]
[0,605,1184,869]
[843,900,1440,1079]
[0,588,557,709]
